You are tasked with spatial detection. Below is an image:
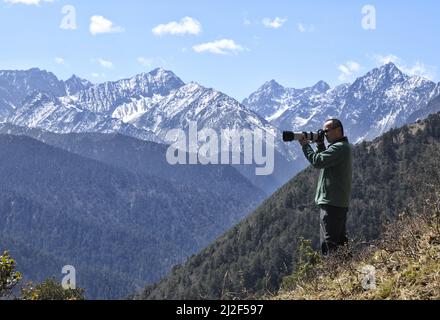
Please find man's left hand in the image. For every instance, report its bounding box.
[299,134,309,147]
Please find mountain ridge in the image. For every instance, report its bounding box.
[243,62,440,143]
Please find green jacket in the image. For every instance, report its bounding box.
[302,137,353,208]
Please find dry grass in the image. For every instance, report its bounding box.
[273,191,440,300]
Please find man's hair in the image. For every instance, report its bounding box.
[325,118,344,136]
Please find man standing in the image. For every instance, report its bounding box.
[299,119,353,256]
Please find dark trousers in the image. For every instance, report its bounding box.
[319,204,348,256]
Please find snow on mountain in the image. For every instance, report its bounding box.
[65,75,93,95]
[407,82,440,123]
[2,63,439,189]
[340,63,437,141]
[1,67,301,191]
[242,79,330,122]
[74,68,185,114]
[3,67,292,166]
[7,91,162,143]
[125,82,273,138]
[244,63,439,143]
[0,68,67,119]
[6,68,290,156]
[2,68,189,143]
[3,64,438,148]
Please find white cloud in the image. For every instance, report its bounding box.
[55,57,65,65]
[137,57,153,68]
[137,57,167,68]
[192,39,244,55]
[4,0,53,5]
[402,61,436,80]
[297,22,314,33]
[373,54,436,80]
[152,17,201,36]
[90,73,106,80]
[97,58,113,69]
[262,17,287,29]
[90,15,124,35]
[373,54,402,65]
[338,61,361,81]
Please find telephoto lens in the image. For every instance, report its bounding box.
[282,131,295,142]
[282,131,324,143]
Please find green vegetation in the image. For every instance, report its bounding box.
[276,184,440,299]
[280,238,322,292]
[21,278,85,300]
[0,250,85,300]
[0,251,22,298]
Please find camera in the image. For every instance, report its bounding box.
[283,130,325,143]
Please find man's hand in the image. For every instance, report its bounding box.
[299,134,309,147]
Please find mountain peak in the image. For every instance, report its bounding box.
[131,68,185,92]
[67,74,82,81]
[379,62,404,76]
[0,68,66,109]
[65,74,93,95]
[147,67,180,81]
[149,67,167,75]
[311,80,330,92]
[352,62,407,91]
[264,79,283,89]
[26,68,60,80]
[257,80,285,96]
[66,74,91,84]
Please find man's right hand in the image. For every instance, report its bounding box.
[316,141,326,152]
[316,129,326,152]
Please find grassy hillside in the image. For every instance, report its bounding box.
[276,189,440,300]
[136,112,440,300]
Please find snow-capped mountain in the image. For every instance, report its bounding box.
[2,63,438,190]
[1,68,190,143]
[243,63,440,143]
[8,69,279,142]
[0,68,93,119]
[115,80,303,191]
[0,68,66,119]
[123,82,275,140]
[406,83,440,123]
[74,68,185,114]
[242,79,330,122]
[65,74,93,95]
[5,68,286,155]
[1,67,299,192]
[8,91,162,143]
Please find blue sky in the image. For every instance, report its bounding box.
[0,0,439,100]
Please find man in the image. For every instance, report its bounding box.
[299,119,353,256]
